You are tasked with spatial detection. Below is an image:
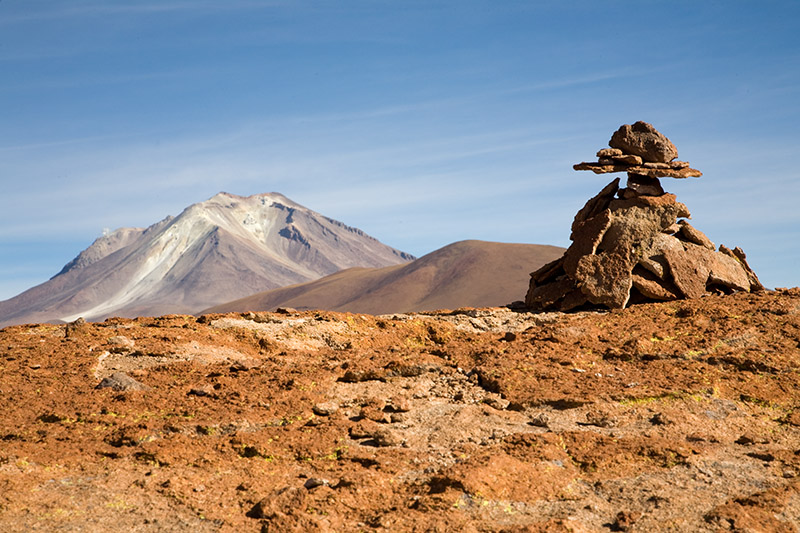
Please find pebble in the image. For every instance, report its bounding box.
[303,478,330,489]
[484,397,510,410]
[586,410,618,428]
[529,413,550,428]
[96,372,150,392]
[650,412,670,425]
[501,332,517,342]
[188,385,215,397]
[374,428,403,447]
[312,402,339,416]
[390,395,411,412]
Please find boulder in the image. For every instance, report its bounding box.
[626,174,664,197]
[526,178,762,311]
[631,267,681,301]
[721,246,765,291]
[526,275,576,310]
[571,178,619,235]
[707,252,752,292]
[662,245,711,299]
[527,122,761,311]
[609,121,678,163]
[676,220,715,250]
[637,232,685,280]
[572,251,634,309]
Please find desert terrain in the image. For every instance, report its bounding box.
[2,288,800,531]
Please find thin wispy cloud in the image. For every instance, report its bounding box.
[0,66,219,92]
[0,0,283,23]
[499,70,644,95]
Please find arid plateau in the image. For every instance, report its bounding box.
[2,289,800,531]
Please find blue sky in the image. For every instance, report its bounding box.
[1,0,799,300]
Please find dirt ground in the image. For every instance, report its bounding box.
[2,288,800,532]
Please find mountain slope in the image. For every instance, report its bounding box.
[0,192,413,326]
[205,240,566,314]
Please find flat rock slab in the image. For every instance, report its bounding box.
[573,251,634,309]
[631,270,681,301]
[573,162,702,179]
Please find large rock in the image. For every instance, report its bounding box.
[527,122,761,311]
[571,178,619,236]
[677,220,714,250]
[572,162,701,179]
[638,232,685,280]
[721,246,765,292]
[572,251,634,308]
[609,121,678,163]
[631,266,681,301]
[625,174,665,197]
[526,178,763,311]
[562,191,682,307]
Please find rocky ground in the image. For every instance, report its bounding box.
[2,289,800,532]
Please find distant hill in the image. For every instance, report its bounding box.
[204,240,565,315]
[0,192,414,327]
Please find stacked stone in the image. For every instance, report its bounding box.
[573,121,702,180]
[526,121,762,312]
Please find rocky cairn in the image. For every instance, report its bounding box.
[526,121,762,311]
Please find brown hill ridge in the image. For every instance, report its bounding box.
[205,240,565,315]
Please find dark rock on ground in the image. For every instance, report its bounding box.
[96,371,150,392]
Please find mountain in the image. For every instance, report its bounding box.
[204,240,566,315]
[0,192,414,326]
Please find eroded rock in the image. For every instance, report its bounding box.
[527,121,762,311]
[677,220,715,250]
[609,121,678,163]
[96,372,150,392]
[626,173,664,197]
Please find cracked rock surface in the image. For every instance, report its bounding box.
[2,292,800,531]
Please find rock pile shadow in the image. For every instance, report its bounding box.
[526,121,763,311]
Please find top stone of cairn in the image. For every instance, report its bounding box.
[573,121,702,179]
[609,121,678,163]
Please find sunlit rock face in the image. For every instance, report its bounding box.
[526,122,762,311]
